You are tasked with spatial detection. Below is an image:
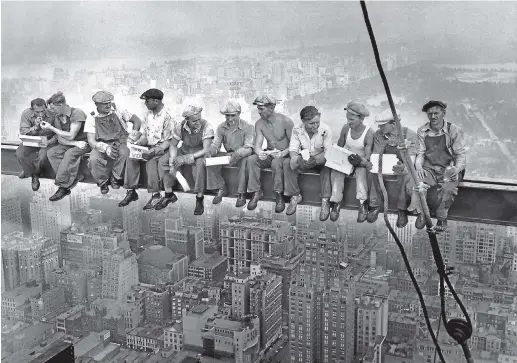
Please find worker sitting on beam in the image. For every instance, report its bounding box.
[16,98,57,191]
[408,100,467,232]
[85,91,142,195]
[367,109,417,227]
[119,88,175,210]
[205,100,254,207]
[164,104,215,215]
[284,105,332,219]
[42,91,90,201]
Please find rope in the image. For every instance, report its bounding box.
[359,1,474,362]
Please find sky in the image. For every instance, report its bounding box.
[2,1,517,65]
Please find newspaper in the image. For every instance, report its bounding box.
[128,143,149,160]
[206,155,231,166]
[20,135,47,148]
[324,144,354,175]
[370,154,416,175]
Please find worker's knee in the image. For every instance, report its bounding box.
[270,158,284,171]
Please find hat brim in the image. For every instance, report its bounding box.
[94,100,112,104]
[375,120,391,125]
[221,112,239,115]
[344,108,363,117]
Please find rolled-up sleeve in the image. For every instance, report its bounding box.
[415,127,427,166]
[84,114,96,134]
[451,125,467,171]
[172,121,183,141]
[288,127,302,154]
[202,124,215,140]
[208,126,224,155]
[161,113,175,141]
[405,128,418,157]
[20,110,37,136]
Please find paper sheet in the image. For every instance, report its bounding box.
[206,155,231,166]
[324,144,354,175]
[175,171,190,192]
[20,135,46,148]
[128,143,149,160]
[370,154,416,175]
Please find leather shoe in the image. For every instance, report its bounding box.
[194,196,204,215]
[435,219,448,232]
[18,171,26,179]
[247,190,263,211]
[31,175,40,191]
[396,210,409,228]
[100,180,109,195]
[275,192,286,213]
[119,190,139,207]
[235,194,246,208]
[320,198,330,221]
[415,214,426,229]
[110,177,120,189]
[357,202,368,223]
[213,188,228,205]
[330,202,341,222]
[49,187,71,202]
[155,193,178,210]
[286,195,302,216]
[367,206,381,223]
[143,194,161,211]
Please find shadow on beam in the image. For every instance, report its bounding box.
[2,143,517,226]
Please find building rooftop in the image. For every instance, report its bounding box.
[74,332,103,357]
[56,305,85,320]
[2,283,42,304]
[189,252,227,269]
[190,304,210,314]
[139,244,186,268]
[127,325,163,340]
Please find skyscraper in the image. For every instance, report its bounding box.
[101,247,139,301]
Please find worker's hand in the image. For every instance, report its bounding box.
[270,149,282,159]
[40,121,52,130]
[204,149,213,158]
[392,161,406,175]
[106,146,119,159]
[38,138,49,148]
[173,155,186,168]
[302,156,317,170]
[363,158,373,170]
[141,149,155,161]
[34,117,43,129]
[444,166,459,182]
[128,130,142,144]
[229,153,241,167]
[258,151,268,160]
[75,141,89,150]
[348,154,362,167]
[290,155,300,170]
[416,165,427,181]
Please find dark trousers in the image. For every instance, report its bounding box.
[283,160,331,198]
[124,149,167,193]
[369,172,412,210]
[16,145,51,177]
[247,154,286,193]
[160,148,207,194]
[206,152,248,194]
[88,143,130,185]
[47,144,90,189]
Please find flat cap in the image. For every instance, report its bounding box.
[344,101,370,117]
[253,95,277,106]
[92,90,114,104]
[182,105,203,118]
[375,109,400,125]
[140,88,164,101]
[220,100,241,115]
[422,100,447,112]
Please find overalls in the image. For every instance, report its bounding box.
[88,112,130,185]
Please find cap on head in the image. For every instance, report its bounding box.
[375,109,400,125]
[220,100,241,115]
[140,88,164,101]
[344,101,370,117]
[48,91,66,105]
[92,90,114,104]
[253,95,277,106]
[422,100,447,112]
[182,105,203,118]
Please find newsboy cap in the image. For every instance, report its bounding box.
[92,91,114,104]
[140,88,164,101]
[422,100,447,112]
[220,100,241,115]
[375,109,400,125]
[182,105,203,118]
[344,101,370,117]
[253,95,277,106]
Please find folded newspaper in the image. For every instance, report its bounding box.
[206,155,231,166]
[20,135,47,148]
[128,143,149,160]
[324,144,354,175]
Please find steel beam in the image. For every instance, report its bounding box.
[2,144,517,226]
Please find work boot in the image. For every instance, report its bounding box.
[31,175,40,192]
[247,190,263,211]
[286,195,302,216]
[415,214,426,229]
[330,202,341,222]
[18,171,26,179]
[49,187,71,202]
[194,196,204,215]
[320,198,330,221]
[367,206,381,223]
[396,210,409,228]
[275,192,286,213]
[155,192,178,210]
[100,179,110,195]
[143,193,162,211]
[119,190,139,207]
[357,201,368,223]
[435,219,448,232]
[110,177,120,190]
[235,194,247,208]
[212,187,228,205]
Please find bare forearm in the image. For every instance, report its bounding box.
[58,136,77,146]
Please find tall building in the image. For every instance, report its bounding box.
[295,205,318,242]
[355,295,389,358]
[220,215,294,274]
[30,286,66,321]
[165,215,204,263]
[1,197,22,236]
[90,194,142,239]
[289,283,318,363]
[196,203,220,242]
[231,273,251,318]
[101,247,139,300]
[138,244,188,285]
[145,285,171,325]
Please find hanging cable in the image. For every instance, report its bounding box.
[359,1,474,363]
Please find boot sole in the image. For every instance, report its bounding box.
[49,189,71,201]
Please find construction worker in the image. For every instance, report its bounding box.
[366,109,417,226]
[247,95,294,213]
[205,100,254,207]
[407,100,467,232]
[85,91,142,194]
[161,104,214,215]
[42,91,90,201]
[16,98,57,191]
[330,101,374,222]
[284,106,332,219]
[119,88,175,210]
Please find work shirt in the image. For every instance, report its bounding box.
[54,106,88,141]
[256,112,293,151]
[289,123,332,157]
[172,119,214,143]
[84,108,134,135]
[141,107,175,146]
[373,127,418,156]
[208,118,254,157]
[19,108,56,139]
[416,120,467,171]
